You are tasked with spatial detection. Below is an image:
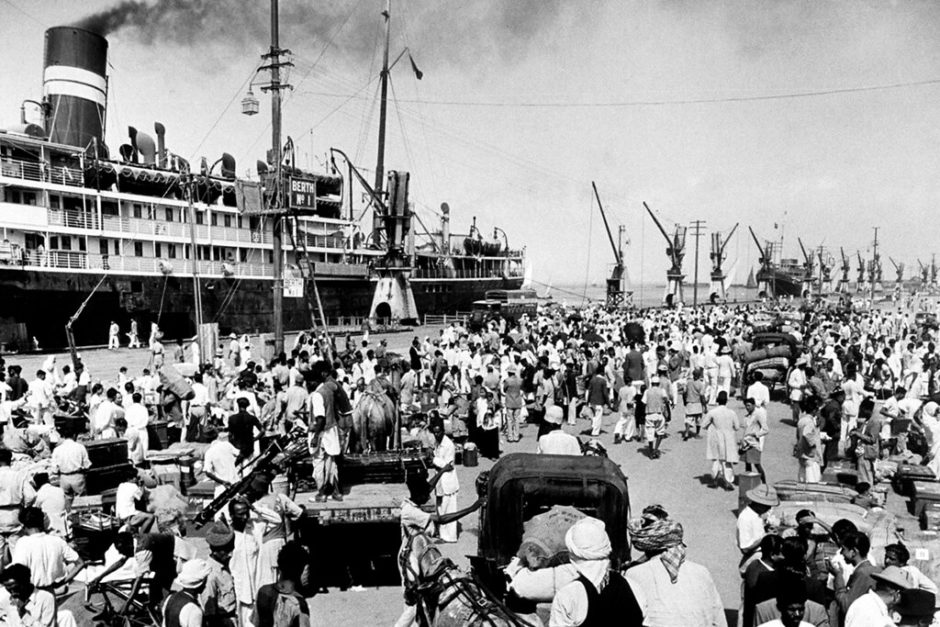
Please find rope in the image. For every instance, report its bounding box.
[155,274,169,324]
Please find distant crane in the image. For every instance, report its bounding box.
[817,247,834,294]
[932,254,938,290]
[644,202,686,307]
[797,238,815,298]
[838,248,851,294]
[888,257,904,291]
[708,223,738,303]
[748,226,775,299]
[592,182,632,309]
[919,259,930,290]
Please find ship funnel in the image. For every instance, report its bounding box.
[136,130,156,166]
[154,122,166,168]
[220,153,236,179]
[43,26,108,150]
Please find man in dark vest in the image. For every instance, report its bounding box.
[162,558,210,627]
[548,516,643,626]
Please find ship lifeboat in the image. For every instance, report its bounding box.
[463,237,503,257]
[158,259,173,274]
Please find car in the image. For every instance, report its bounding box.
[741,332,802,395]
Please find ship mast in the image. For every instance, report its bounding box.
[373,0,392,245]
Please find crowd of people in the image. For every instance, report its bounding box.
[0,293,934,625]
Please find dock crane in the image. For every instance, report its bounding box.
[643,202,686,307]
[748,227,774,299]
[838,248,851,294]
[856,251,866,293]
[889,257,904,290]
[708,223,738,303]
[591,182,631,309]
[919,259,930,290]
[797,238,815,298]
[817,248,833,294]
[932,255,938,290]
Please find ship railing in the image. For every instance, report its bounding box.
[422,313,469,326]
[0,157,85,188]
[18,249,89,270]
[300,233,344,249]
[411,266,526,279]
[93,215,271,246]
[47,209,102,230]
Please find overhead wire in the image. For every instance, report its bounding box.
[298,77,940,108]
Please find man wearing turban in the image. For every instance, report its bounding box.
[548,516,643,626]
[625,516,727,626]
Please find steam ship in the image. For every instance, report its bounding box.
[0,24,525,350]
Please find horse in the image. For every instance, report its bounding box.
[400,531,539,627]
[351,382,395,452]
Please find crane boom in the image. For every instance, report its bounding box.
[592,181,621,265]
[643,202,673,245]
[748,226,767,261]
[719,223,739,257]
[798,238,810,263]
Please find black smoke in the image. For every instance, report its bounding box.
[73,0,569,68]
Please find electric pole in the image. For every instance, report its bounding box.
[690,220,706,307]
[870,226,879,304]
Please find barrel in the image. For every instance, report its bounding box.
[463,443,479,467]
[272,474,290,496]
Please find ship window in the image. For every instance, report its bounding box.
[211,213,218,226]
[134,242,143,257]
[7,190,19,203]
[165,208,174,222]
[249,217,260,230]
[114,241,120,255]
[168,244,177,258]
[99,239,108,255]
[155,243,162,258]
[49,236,59,250]
[60,237,71,251]
[196,211,204,225]
[266,250,273,264]
[237,217,243,228]
[200,245,210,260]
[78,238,86,252]
[223,215,232,228]
[148,205,156,220]
[21,192,36,206]
[181,210,188,223]
[133,204,142,219]
[240,248,248,262]
[101,202,118,216]
[184,245,191,259]
[50,196,60,210]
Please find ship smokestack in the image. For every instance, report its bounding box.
[43,26,108,150]
[155,122,166,168]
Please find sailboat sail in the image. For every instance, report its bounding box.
[746,267,757,289]
[723,261,738,294]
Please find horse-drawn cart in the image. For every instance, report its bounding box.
[471,453,631,596]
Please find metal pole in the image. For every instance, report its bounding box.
[690,220,705,307]
[870,226,878,304]
[186,175,204,353]
[270,0,284,355]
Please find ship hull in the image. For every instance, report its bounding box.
[0,268,522,349]
[754,268,804,298]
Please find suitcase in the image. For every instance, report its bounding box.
[821,460,859,487]
[913,481,940,518]
[85,462,137,495]
[922,503,940,531]
[893,463,937,497]
[147,421,169,450]
[84,438,129,468]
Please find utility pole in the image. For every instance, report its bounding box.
[260,0,292,355]
[870,226,879,304]
[690,220,706,307]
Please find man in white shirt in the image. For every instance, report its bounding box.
[738,485,777,563]
[430,420,459,542]
[92,388,120,437]
[115,478,156,534]
[203,430,240,505]
[12,507,84,590]
[50,436,91,501]
[746,371,771,408]
[124,393,150,465]
[26,371,54,426]
[844,566,911,627]
[537,407,582,456]
[32,473,67,538]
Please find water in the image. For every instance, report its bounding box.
[549,283,760,308]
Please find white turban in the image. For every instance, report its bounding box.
[174,558,210,589]
[564,516,611,561]
[925,402,939,418]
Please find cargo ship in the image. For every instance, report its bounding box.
[748,227,807,298]
[0,18,525,350]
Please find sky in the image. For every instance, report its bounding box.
[2,0,940,290]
